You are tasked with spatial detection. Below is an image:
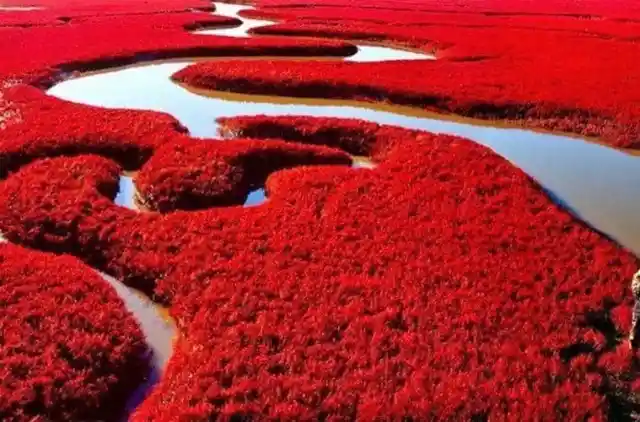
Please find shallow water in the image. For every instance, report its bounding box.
[99,273,175,368]
[99,272,176,417]
[114,157,375,210]
[114,175,269,209]
[194,3,275,38]
[115,175,137,210]
[0,229,175,416]
[244,188,266,206]
[345,45,435,62]
[352,156,377,169]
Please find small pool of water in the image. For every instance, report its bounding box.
[115,174,137,210]
[244,188,266,206]
[345,45,434,62]
[352,156,376,169]
[240,156,376,207]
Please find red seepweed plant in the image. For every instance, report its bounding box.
[1,0,640,418]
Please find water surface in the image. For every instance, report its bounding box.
[244,188,266,206]
[195,3,275,38]
[115,175,137,210]
[114,157,376,210]
[99,272,176,417]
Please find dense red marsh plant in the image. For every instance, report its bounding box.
[0,243,148,421]
[1,114,639,419]
[174,55,640,148]
[1,0,640,418]
[135,137,351,212]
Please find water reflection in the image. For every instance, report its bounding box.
[244,188,266,206]
[115,174,137,210]
[346,45,434,62]
[352,156,376,169]
[99,272,176,417]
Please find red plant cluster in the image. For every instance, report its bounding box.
[1,114,639,419]
[169,0,640,149]
[136,137,351,212]
[0,243,148,421]
[0,10,356,84]
[0,85,186,177]
[1,0,640,418]
[244,6,640,35]
[253,0,640,17]
[174,51,640,148]
[218,114,419,158]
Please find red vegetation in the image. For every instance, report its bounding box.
[0,243,148,421]
[1,0,640,418]
[252,0,640,18]
[169,0,640,149]
[174,53,640,148]
[1,114,639,418]
[136,137,351,212]
[219,114,415,158]
[0,85,185,177]
[0,10,356,84]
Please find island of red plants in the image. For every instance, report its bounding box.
[0,243,147,421]
[1,0,640,420]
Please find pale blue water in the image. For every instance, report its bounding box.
[115,175,136,209]
[244,188,266,206]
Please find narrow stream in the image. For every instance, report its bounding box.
[194,3,275,38]
[193,2,435,61]
[99,273,175,418]
[30,0,640,417]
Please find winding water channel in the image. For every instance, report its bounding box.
[29,0,640,416]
